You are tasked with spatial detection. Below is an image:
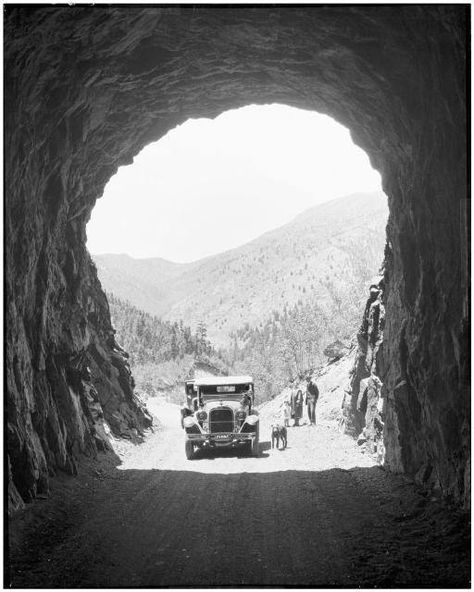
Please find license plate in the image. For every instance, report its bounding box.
[214,434,231,440]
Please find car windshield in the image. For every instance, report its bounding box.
[200,383,253,401]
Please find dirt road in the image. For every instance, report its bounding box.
[7,399,469,587]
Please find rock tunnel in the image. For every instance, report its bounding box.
[5,6,469,510]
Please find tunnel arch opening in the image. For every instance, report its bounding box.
[86,103,384,263]
[5,6,468,510]
[86,102,389,449]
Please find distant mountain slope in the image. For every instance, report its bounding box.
[94,191,388,345]
[94,254,190,318]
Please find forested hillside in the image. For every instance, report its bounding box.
[94,191,388,346]
[224,289,369,401]
[107,293,229,398]
[97,193,388,404]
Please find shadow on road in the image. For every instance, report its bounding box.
[6,454,470,589]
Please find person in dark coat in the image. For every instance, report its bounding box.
[305,377,319,426]
[291,389,304,426]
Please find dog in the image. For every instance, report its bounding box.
[271,424,287,450]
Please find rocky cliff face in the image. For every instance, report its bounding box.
[342,281,385,463]
[5,6,469,507]
[6,223,152,512]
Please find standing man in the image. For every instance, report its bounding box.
[305,376,319,426]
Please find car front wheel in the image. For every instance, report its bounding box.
[185,440,194,460]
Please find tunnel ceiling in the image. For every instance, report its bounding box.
[5,6,469,509]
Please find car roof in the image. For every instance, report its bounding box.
[194,375,253,386]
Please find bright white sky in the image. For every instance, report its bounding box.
[87,104,382,262]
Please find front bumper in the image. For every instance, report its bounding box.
[187,432,256,446]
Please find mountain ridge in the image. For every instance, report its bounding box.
[93,191,388,345]
[93,191,382,266]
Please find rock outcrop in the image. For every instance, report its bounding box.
[6,236,152,511]
[323,340,351,364]
[342,282,385,463]
[5,6,469,507]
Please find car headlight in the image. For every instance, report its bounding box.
[183,416,196,428]
[197,410,207,421]
[236,409,247,421]
[245,414,259,426]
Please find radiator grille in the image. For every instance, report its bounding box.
[209,408,234,433]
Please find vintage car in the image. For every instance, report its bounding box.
[182,375,259,459]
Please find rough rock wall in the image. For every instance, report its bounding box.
[6,220,152,510]
[342,281,385,463]
[5,6,469,506]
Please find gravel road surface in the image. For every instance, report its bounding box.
[7,399,469,587]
